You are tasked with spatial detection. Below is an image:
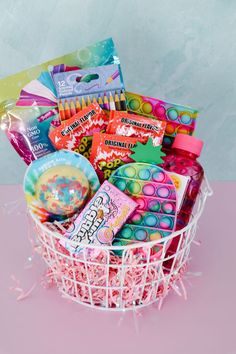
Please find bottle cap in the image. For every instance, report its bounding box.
[172,134,203,157]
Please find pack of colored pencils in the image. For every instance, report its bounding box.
[52,63,127,121]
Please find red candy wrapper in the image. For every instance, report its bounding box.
[49,103,108,159]
[90,133,145,181]
[107,111,166,146]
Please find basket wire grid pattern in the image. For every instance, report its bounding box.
[31,178,212,311]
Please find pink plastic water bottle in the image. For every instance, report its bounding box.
[162,133,204,230]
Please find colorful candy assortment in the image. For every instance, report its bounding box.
[125,91,198,147]
[108,163,177,246]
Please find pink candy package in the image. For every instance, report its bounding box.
[61,181,138,254]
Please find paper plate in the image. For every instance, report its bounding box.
[24,150,100,222]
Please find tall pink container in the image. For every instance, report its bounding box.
[162,134,204,263]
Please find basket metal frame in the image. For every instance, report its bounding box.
[30,178,212,311]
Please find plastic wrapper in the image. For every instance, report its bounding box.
[0,100,58,165]
[49,103,109,159]
[106,111,166,146]
[90,132,145,181]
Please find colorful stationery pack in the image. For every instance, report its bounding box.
[52,64,126,120]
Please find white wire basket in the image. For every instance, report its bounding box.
[30,178,212,311]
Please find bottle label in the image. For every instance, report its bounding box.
[167,172,190,212]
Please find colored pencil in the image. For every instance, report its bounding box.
[70,99,76,116]
[81,96,86,109]
[75,97,81,112]
[120,91,127,111]
[105,69,119,85]
[59,100,65,121]
[114,92,121,111]
[103,93,110,110]
[87,95,92,106]
[93,96,97,104]
[98,95,104,108]
[64,99,71,119]
[109,92,116,110]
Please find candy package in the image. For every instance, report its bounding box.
[61,180,138,254]
[0,100,57,165]
[125,91,198,147]
[49,103,109,159]
[89,132,146,181]
[106,111,166,146]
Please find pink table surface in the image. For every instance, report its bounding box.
[0,182,235,354]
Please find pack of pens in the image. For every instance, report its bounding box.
[52,63,126,121]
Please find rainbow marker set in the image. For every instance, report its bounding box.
[125,91,198,147]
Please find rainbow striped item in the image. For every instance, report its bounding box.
[109,163,177,249]
[125,91,198,147]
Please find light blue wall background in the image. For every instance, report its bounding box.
[0,0,235,183]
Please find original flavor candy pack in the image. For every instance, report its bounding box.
[90,132,146,181]
[49,103,108,159]
[0,38,203,258]
[107,111,166,146]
